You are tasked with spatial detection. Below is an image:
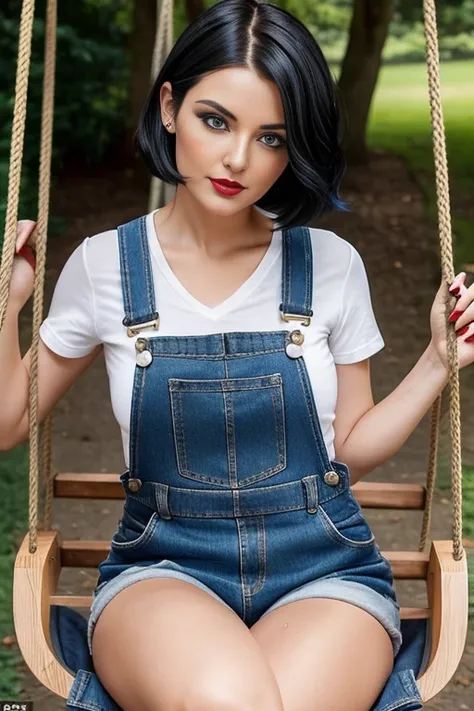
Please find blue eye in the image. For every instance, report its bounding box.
[198,113,287,150]
[203,115,226,131]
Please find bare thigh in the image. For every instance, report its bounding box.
[250,598,394,711]
[91,578,284,711]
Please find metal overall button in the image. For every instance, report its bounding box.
[127,478,142,493]
[135,337,152,367]
[324,470,340,486]
[286,329,305,359]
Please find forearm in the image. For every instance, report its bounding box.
[0,302,29,449]
[339,341,450,482]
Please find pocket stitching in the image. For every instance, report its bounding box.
[169,375,287,486]
[317,504,376,549]
[110,511,159,550]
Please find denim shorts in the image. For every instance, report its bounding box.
[88,561,402,656]
[88,472,403,659]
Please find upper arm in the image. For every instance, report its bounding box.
[2,235,105,450]
[4,338,103,450]
[333,359,374,461]
[326,238,383,460]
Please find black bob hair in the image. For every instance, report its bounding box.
[135,0,348,231]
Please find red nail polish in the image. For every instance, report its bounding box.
[457,325,470,336]
[465,334,474,344]
[17,244,36,271]
[449,286,460,296]
[449,310,463,323]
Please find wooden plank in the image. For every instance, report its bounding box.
[14,531,75,698]
[415,541,469,702]
[54,472,124,499]
[51,595,93,608]
[352,481,425,509]
[402,607,430,620]
[60,541,430,579]
[54,473,426,509]
[49,594,431,620]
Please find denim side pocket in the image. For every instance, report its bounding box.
[317,488,377,549]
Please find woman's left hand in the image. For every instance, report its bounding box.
[430,272,474,372]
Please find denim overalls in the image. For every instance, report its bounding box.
[59,215,426,710]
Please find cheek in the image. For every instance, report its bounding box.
[256,156,288,187]
[175,125,213,172]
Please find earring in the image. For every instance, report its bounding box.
[165,121,171,129]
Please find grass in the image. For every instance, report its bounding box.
[367,59,474,268]
[0,445,30,697]
[464,467,474,622]
[437,464,474,622]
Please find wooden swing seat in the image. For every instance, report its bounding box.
[13,474,468,702]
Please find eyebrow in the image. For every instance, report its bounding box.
[194,100,286,130]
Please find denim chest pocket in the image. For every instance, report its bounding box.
[110,505,160,555]
[317,488,376,549]
[168,373,286,487]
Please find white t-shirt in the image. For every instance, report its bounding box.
[39,209,384,468]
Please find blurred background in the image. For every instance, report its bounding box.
[0,1,473,707]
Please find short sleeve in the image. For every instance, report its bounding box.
[39,237,101,358]
[328,244,384,364]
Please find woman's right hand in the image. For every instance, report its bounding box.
[9,220,38,312]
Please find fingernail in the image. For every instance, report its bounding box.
[449,286,460,296]
[449,272,466,292]
[449,309,463,322]
[457,325,470,336]
[17,244,36,271]
[465,334,474,344]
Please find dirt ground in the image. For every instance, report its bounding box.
[15,150,474,709]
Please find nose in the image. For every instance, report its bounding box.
[223,135,250,174]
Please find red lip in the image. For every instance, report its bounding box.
[210,178,245,188]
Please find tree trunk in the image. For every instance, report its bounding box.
[110,0,157,178]
[337,0,393,165]
[186,0,205,24]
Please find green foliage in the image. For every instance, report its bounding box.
[269,0,474,65]
[459,466,474,620]
[0,1,131,247]
[423,459,474,620]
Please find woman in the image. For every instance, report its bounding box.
[5,1,473,709]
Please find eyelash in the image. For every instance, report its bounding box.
[198,113,287,150]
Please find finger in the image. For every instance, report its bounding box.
[449,271,467,292]
[25,227,38,250]
[457,318,474,343]
[16,220,37,252]
[451,300,474,331]
[16,244,37,272]
[451,282,473,316]
[448,272,468,297]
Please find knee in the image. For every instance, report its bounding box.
[183,679,283,711]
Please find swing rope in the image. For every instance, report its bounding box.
[419,0,463,561]
[0,0,57,553]
[0,0,463,561]
[148,0,175,213]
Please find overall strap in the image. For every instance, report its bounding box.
[280,226,314,327]
[117,215,160,338]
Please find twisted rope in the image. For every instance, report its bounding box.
[36,0,57,537]
[148,0,175,213]
[0,0,36,332]
[419,0,463,560]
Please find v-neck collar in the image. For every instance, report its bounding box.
[146,208,282,321]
